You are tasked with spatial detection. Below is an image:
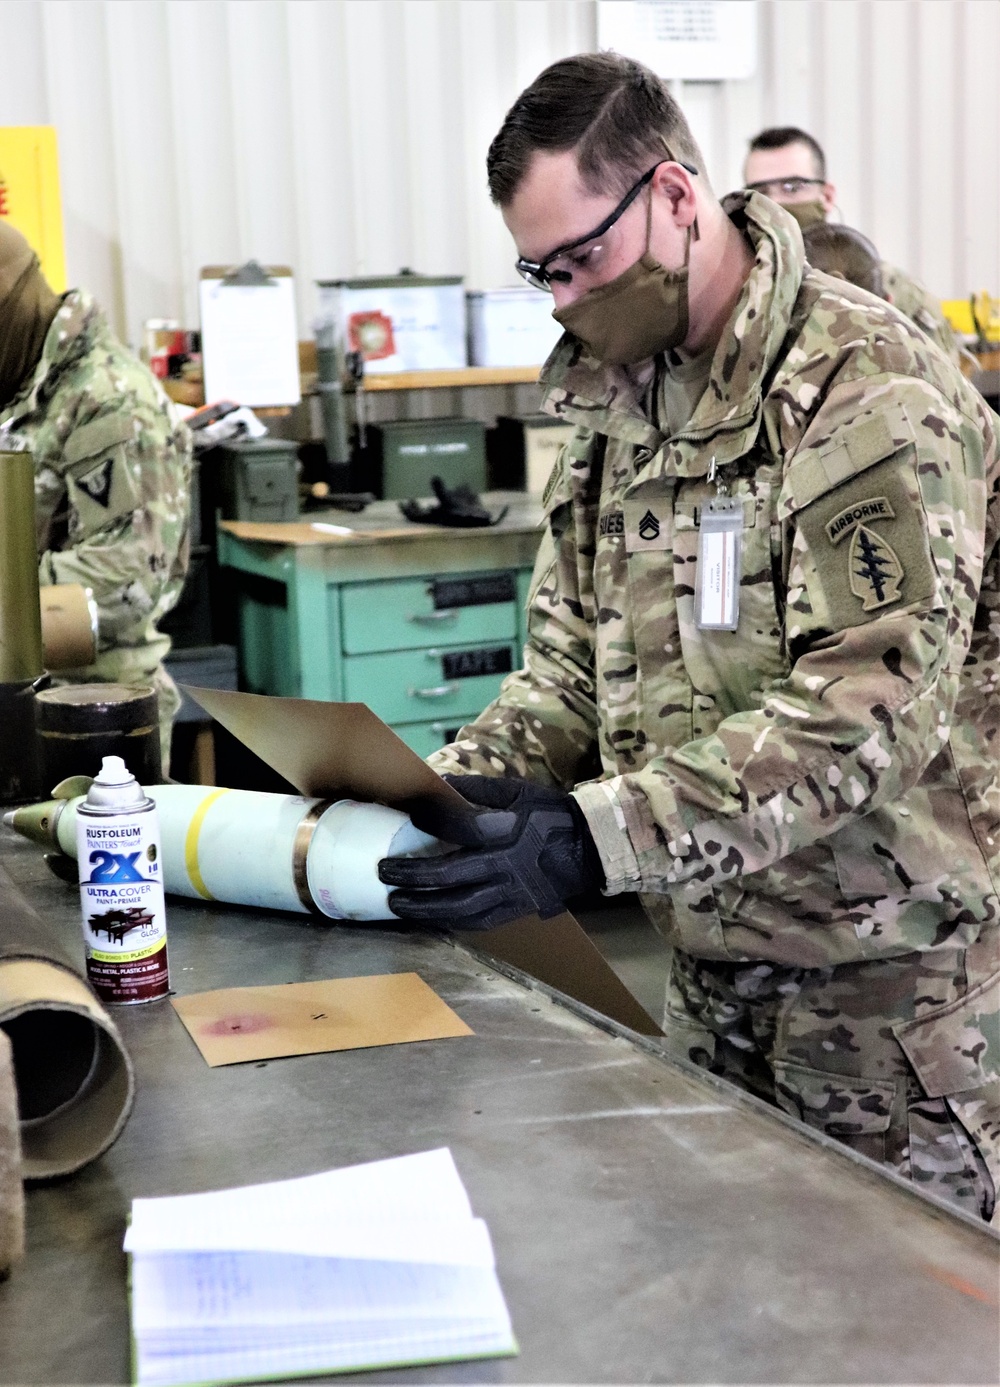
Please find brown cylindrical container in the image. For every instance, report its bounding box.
[0,450,44,804]
[39,583,99,670]
[35,684,162,789]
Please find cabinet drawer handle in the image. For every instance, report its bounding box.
[409,684,458,700]
[407,609,458,625]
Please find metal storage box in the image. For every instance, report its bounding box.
[368,419,487,500]
[214,438,299,523]
[467,287,562,367]
[488,414,576,493]
[316,273,466,375]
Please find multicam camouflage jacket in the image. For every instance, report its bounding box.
[0,290,192,739]
[430,193,1000,989]
[880,259,963,364]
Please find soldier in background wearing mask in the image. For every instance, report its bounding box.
[380,54,1000,1225]
[743,125,961,362]
[0,220,191,772]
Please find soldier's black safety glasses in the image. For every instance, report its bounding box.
[514,156,698,291]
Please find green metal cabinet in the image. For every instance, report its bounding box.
[216,496,542,757]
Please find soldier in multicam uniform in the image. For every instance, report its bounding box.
[380,55,1000,1224]
[743,125,964,364]
[0,221,191,771]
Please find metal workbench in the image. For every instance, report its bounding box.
[1,832,997,1386]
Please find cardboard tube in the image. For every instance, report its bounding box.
[0,1030,23,1276]
[0,866,135,1181]
[40,584,98,670]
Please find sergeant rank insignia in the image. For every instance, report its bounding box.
[825,496,903,611]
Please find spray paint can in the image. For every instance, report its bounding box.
[76,755,169,1004]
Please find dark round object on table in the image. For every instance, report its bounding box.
[34,683,161,789]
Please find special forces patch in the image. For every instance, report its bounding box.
[795,460,938,630]
[825,496,903,611]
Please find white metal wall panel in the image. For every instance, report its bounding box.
[0,0,994,349]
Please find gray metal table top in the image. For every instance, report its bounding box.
[1,835,997,1386]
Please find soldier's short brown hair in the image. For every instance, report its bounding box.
[802,223,885,299]
[486,53,707,207]
[748,126,827,181]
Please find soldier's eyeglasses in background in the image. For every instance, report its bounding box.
[744,176,826,201]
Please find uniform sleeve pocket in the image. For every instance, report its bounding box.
[893,970,1000,1219]
[781,402,940,631]
[63,414,133,466]
[64,415,141,539]
[893,968,1000,1098]
[773,1059,896,1136]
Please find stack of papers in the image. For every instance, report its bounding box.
[124,1148,516,1386]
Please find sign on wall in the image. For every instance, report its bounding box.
[0,127,67,292]
[597,1,758,82]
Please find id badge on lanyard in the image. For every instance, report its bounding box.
[695,459,743,631]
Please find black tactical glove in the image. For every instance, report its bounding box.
[378,775,605,931]
[399,477,508,528]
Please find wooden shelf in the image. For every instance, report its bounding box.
[361,366,541,392]
[166,363,542,410]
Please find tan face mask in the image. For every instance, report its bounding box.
[553,192,694,366]
[0,221,60,410]
[783,200,826,231]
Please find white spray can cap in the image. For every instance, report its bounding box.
[84,756,148,811]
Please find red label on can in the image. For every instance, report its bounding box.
[87,941,169,1005]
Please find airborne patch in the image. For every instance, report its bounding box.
[826,496,895,543]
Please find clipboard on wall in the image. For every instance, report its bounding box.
[199,262,301,407]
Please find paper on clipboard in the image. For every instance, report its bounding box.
[199,263,301,407]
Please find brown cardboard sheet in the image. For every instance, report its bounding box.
[183,685,464,808]
[183,687,661,1036]
[475,912,662,1037]
[172,973,473,1068]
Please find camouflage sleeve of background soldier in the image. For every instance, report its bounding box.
[427,439,602,789]
[37,388,192,654]
[881,262,963,365]
[573,375,999,896]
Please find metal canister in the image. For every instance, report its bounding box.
[35,683,161,788]
[75,755,169,1004]
[0,449,44,803]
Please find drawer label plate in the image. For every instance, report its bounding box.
[441,645,514,680]
[432,573,515,609]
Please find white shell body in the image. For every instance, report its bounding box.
[55,785,438,920]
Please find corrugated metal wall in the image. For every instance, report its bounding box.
[1,0,996,349]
